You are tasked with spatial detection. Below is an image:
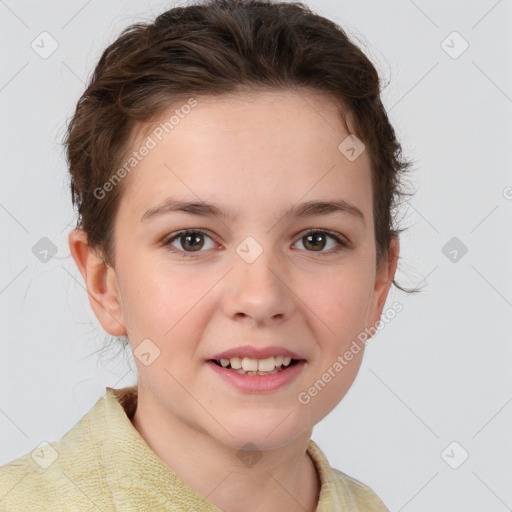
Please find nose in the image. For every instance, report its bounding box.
[221,244,296,326]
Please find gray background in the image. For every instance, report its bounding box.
[1,0,511,510]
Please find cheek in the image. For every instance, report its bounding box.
[301,267,373,337]
[121,267,199,325]
[119,268,213,368]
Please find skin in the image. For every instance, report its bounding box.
[69,88,399,512]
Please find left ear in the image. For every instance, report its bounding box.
[366,236,400,330]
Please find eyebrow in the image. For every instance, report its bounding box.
[141,197,365,225]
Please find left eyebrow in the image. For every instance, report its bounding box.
[141,197,365,226]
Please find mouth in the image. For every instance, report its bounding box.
[206,356,306,393]
[206,345,307,392]
[208,356,302,376]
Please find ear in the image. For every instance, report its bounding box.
[68,228,126,336]
[366,236,400,331]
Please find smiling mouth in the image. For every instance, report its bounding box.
[208,357,301,376]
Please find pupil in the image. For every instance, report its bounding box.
[304,233,325,251]
[183,233,203,251]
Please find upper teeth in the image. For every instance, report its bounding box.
[219,356,292,371]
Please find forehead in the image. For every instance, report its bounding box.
[117,88,373,223]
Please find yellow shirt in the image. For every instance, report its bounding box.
[0,386,389,511]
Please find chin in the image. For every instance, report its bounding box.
[210,420,306,452]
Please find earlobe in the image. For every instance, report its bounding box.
[68,229,126,336]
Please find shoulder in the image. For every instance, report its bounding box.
[307,439,389,511]
[0,395,112,511]
[332,468,390,511]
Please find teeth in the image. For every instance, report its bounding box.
[216,355,295,373]
[230,357,242,369]
[257,356,275,372]
[241,357,258,372]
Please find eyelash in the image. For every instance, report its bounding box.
[162,228,350,258]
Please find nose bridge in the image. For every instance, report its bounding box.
[223,236,295,323]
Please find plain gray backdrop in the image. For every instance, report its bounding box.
[1,1,511,511]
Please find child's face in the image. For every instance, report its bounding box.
[98,89,397,449]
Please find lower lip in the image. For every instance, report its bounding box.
[206,360,306,393]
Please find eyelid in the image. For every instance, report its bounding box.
[162,227,350,256]
[162,228,217,249]
[297,228,350,246]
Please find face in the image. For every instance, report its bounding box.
[72,88,398,451]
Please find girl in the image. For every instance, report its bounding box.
[0,0,415,510]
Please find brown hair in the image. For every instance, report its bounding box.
[64,0,418,296]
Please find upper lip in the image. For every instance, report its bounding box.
[209,345,305,361]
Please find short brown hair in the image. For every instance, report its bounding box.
[64,0,417,294]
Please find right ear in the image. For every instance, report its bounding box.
[68,228,127,336]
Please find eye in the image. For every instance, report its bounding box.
[293,229,350,255]
[163,229,216,257]
[162,228,350,258]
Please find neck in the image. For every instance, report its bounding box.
[130,386,320,512]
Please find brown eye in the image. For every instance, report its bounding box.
[164,230,215,256]
[179,232,204,251]
[302,232,328,251]
[294,229,349,255]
